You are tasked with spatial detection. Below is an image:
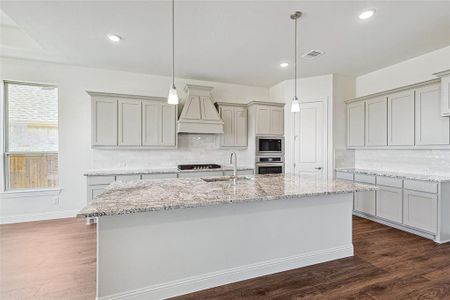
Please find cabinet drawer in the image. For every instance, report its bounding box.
[376,176,402,188]
[354,174,376,184]
[224,169,254,176]
[178,171,224,178]
[87,175,115,185]
[115,174,141,182]
[336,171,353,181]
[142,173,177,180]
[88,184,109,202]
[404,179,438,194]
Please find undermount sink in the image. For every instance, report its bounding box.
[201,176,254,183]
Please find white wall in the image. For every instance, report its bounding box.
[354,45,450,174]
[356,45,450,97]
[0,57,270,223]
[270,74,334,176]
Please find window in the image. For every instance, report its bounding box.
[4,82,59,190]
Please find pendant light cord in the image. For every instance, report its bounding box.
[294,17,297,100]
[172,0,175,87]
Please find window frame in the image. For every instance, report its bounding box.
[3,80,60,192]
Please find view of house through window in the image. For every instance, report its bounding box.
[4,82,59,190]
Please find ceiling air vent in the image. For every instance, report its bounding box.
[302,50,324,59]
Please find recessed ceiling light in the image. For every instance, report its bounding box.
[359,9,375,20]
[107,34,122,42]
[280,62,289,68]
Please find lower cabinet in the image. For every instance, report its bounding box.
[403,189,437,234]
[376,186,403,223]
[354,190,376,216]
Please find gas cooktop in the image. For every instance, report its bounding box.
[177,164,221,171]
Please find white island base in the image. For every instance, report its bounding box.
[96,193,354,300]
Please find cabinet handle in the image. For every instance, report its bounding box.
[315,167,323,170]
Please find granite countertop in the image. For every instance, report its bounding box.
[78,173,376,218]
[84,166,254,176]
[336,168,450,183]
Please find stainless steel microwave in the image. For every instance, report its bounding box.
[256,136,284,156]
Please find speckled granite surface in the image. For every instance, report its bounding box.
[78,173,376,218]
[336,168,450,183]
[84,166,254,176]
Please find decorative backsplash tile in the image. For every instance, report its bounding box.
[355,150,450,176]
[92,134,252,169]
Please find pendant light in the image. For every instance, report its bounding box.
[290,11,301,113]
[168,0,179,105]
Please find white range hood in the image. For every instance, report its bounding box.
[177,84,224,134]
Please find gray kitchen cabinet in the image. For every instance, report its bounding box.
[142,101,177,147]
[403,189,437,234]
[217,103,248,148]
[118,99,142,146]
[142,173,177,180]
[89,92,177,149]
[376,185,403,224]
[347,101,365,147]
[354,190,376,216]
[91,96,118,146]
[365,97,387,146]
[253,104,284,136]
[435,70,450,116]
[115,174,141,182]
[415,84,450,145]
[388,90,415,146]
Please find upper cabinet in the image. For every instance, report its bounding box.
[92,96,118,146]
[365,97,387,146]
[346,79,450,149]
[118,99,142,146]
[415,84,449,145]
[89,92,177,149]
[347,101,365,147]
[434,70,450,116]
[250,102,285,136]
[216,103,248,148]
[388,90,415,146]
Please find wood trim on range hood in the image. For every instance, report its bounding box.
[177,85,224,134]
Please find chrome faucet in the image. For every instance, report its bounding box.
[230,152,237,178]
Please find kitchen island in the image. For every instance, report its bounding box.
[78,174,376,300]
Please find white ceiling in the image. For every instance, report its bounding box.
[1,1,450,87]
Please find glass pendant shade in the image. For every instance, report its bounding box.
[168,85,179,105]
[291,97,300,112]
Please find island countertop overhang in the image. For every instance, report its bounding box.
[78,173,377,218]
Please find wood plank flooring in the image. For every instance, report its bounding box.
[1,216,449,299]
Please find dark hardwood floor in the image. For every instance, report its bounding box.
[1,216,449,299]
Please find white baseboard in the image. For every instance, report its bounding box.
[0,209,79,224]
[97,244,353,300]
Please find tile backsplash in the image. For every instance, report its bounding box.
[92,134,252,170]
[355,150,450,175]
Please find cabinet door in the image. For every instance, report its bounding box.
[270,107,284,135]
[441,75,450,116]
[354,190,376,215]
[365,97,387,146]
[220,106,234,147]
[376,186,403,223]
[403,189,437,233]
[142,101,161,146]
[92,97,117,146]
[118,99,142,146]
[255,106,271,135]
[234,107,248,147]
[388,90,415,146]
[415,84,450,145]
[161,104,177,146]
[347,102,365,147]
